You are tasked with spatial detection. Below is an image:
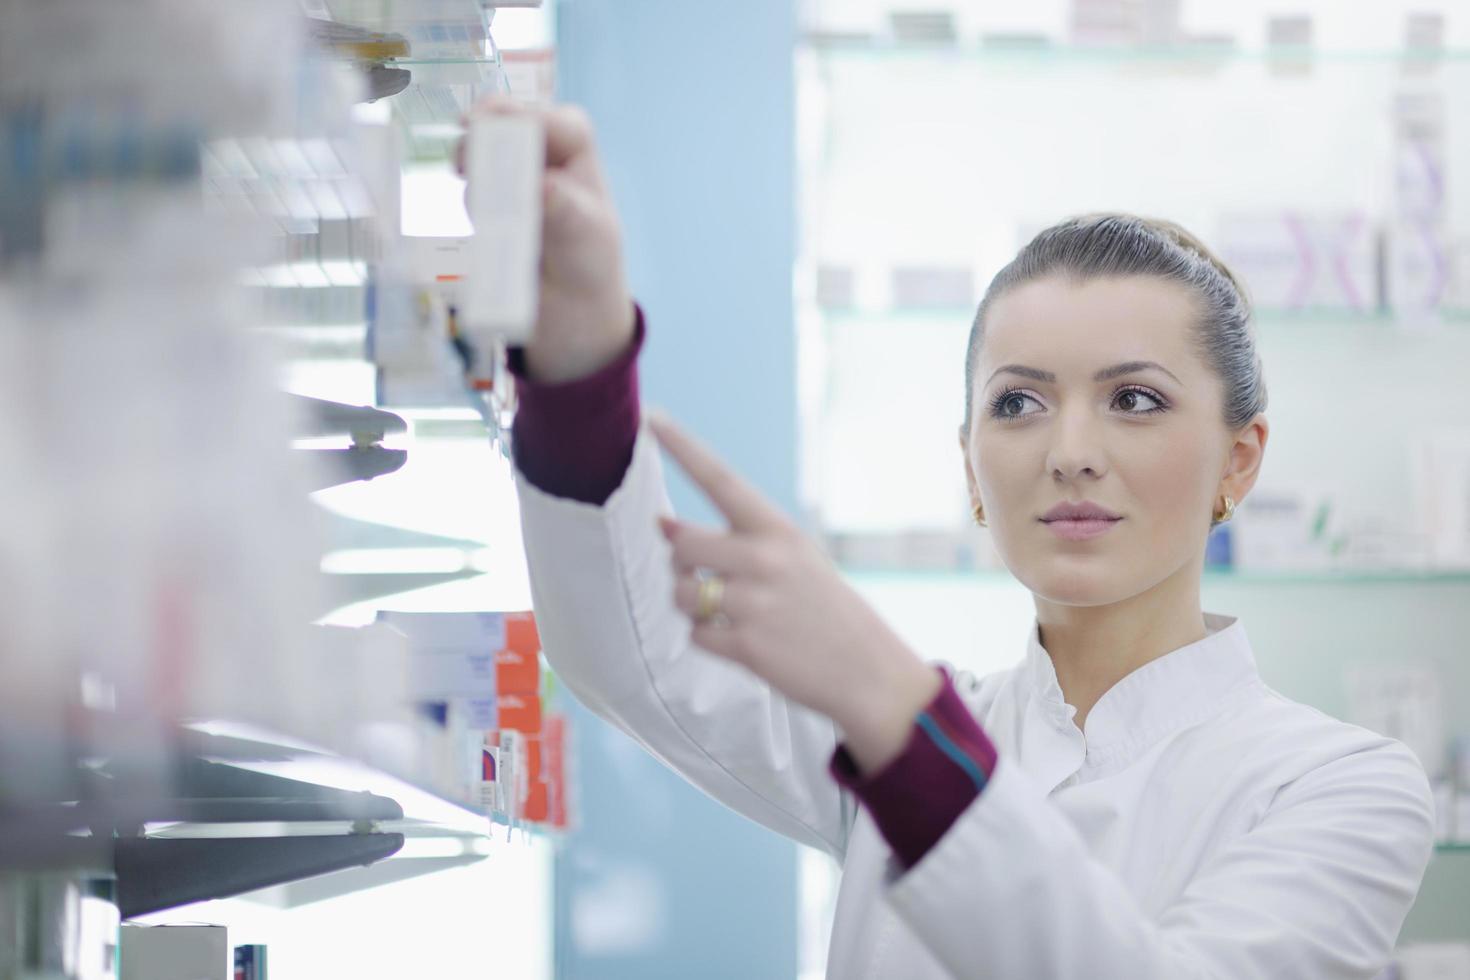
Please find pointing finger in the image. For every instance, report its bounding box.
[646,410,788,534]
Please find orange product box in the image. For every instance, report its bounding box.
[526,736,543,778]
[543,714,568,829]
[519,735,549,823]
[494,648,539,695]
[504,612,540,656]
[523,780,549,823]
[496,692,543,734]
[495,612,542,694]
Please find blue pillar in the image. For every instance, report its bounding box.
[552,2,799,978]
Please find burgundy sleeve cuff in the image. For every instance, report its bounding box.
[505,304,646,505]
[829,665,999,869]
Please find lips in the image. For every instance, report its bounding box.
[1040,501,1123,542]
[1041,501,1122,523]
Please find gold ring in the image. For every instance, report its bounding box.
[695,574,726,623]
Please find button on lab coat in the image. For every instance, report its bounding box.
[513,420,1437,979]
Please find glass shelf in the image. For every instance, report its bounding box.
[797,35,1470,289]
[317,0,491,47]
[142,819,489,842]
[308,4,500,69]
[1201,568,1470,586]
[182,718,492,839]
[1436,842,1470,854]
[840,566,1470,587]
[801,36,1470,65]
[391,56,498,65]
[814,307,1470,328]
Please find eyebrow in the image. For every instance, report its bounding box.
[985,360,1183,388]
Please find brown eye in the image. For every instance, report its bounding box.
[1114,387,1167,415]
[989,388,1041,421]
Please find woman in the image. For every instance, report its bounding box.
[467,99,1436,979]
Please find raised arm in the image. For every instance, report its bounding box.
[466,98,852,856]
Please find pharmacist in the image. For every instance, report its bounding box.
[462,98,1436,979]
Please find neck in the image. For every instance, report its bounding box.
[1034,560,1209,734]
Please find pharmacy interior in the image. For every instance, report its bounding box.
[3,0,1470,978]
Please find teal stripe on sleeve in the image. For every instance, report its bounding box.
[915,712,990,791]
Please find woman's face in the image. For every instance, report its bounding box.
[961,274,1266,607]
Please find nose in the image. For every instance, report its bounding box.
[1045,402,1108,484]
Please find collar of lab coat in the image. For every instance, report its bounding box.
[1022,611,1261,762]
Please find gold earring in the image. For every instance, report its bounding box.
[1214,494,1236,524]
[973,504,987,527]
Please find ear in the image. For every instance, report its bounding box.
[1219,414,1269,506]
[959,425,981,510]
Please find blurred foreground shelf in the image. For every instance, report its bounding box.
[292,394,410,490]
[0,719,492,916]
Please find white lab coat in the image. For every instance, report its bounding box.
[513,419,1437,979]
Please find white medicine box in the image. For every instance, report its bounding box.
[120,924,228,980]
